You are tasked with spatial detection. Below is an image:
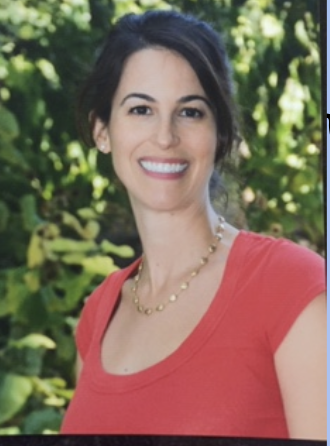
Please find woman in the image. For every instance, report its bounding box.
[61,10,326,439]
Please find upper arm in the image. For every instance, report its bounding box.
[274,292,326,440]
[76,351,83,383]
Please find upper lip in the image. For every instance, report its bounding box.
[138,157,188,164]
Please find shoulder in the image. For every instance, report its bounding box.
[82,258,140,312]
[233,231,325,352]
[236,231,325,282]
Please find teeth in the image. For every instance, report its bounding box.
[140,161,188,174]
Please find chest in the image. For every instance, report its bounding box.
[100,265,224,375]
[64,302,287,437]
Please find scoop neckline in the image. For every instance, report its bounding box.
[86,230,248,393]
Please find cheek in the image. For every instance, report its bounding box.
[109,118,146,150]
[194,131,217,161]
[109,134,138,182]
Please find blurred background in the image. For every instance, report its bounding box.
[0,0,324,434]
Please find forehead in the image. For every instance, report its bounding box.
[114,47,205,97]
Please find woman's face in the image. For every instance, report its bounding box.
[94,47,217,214]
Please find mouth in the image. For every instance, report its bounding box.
[139,160,189,174]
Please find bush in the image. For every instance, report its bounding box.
[0,0,323,434]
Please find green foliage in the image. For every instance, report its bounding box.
[228,0,323,252]
[0,0,323,434]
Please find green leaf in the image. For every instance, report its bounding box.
[0,142,29,170]
[20,195,42,231]
[62,211,100,239]
[3,267,31,316]
[61,252,85,264]
[82,256,119,276]
[0,105,19,140]
[77,207,99,220]
[0,427,21,435]
[0,373,33,424]
[0,200,9,232]
[22,407,62,434]
[5,347,44,376]
[62,211,85,236]
[27,233,45,268]
[81,220,100,240]
[24,270,41,292]
[10,334,56,350]
[42,273,93,313]
[100,240,134,258]
[44,238,97,253]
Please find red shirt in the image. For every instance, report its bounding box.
[61,231,325,437]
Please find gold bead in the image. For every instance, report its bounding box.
[180,282,189,290]
[200,257,208,265]
[133,298,139,304]
[191,270,198,277]
[138,305,144,312]
[131,286,137,292]
[209,244,217,253]
[145,308,153,315]
[156,304,165,311]
[169,294,178,302]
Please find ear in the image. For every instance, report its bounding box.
[93,118,111,154]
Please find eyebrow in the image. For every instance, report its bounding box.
[178,95,212,109]
[120,93,155,105]
[120,93,211,108]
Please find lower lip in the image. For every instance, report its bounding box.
[140,165,188,180]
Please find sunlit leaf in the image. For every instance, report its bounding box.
[62,211,85,235]
[10,333,56,350]
[100,240,134,258]
[77,207,99,220]
[24,270,40,292]
[44,238,97,253]
[36,59,60,87]
[82,256,119,276]
[0,427,21,435]
[61,252,85,264]
[0,373,33,424]
[27,233,45,268]
[43,223,61,239]
[81,220,100,240]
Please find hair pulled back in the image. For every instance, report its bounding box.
[77,10,239,163]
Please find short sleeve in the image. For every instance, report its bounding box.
[74,261,139,360]
[75,272,121,360]
[258,238,326,352]
[75,281,107,360]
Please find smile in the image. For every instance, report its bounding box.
[139,160,188,174]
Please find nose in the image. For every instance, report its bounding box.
[153,115,180,150]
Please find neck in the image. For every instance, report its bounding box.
[131,204,222,292]
[132,214,225,315]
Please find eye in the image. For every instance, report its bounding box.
[129,106,151,115]
[180,108,204,119]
